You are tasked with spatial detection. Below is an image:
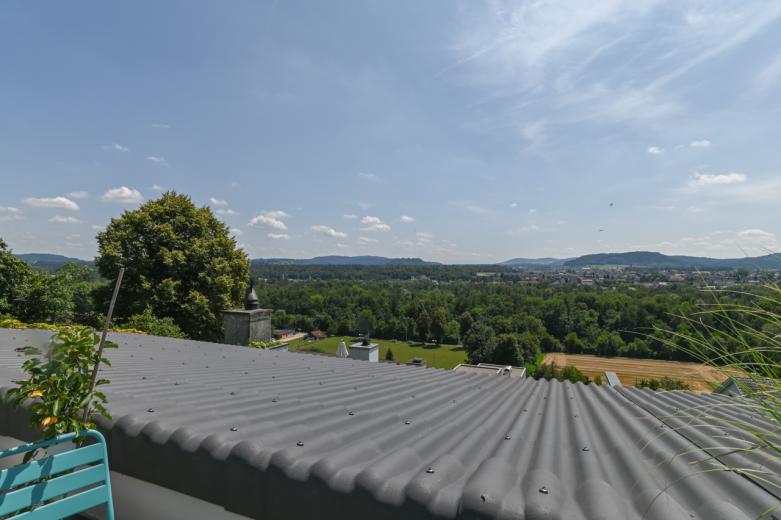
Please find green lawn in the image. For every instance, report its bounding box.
[288,336,467,369]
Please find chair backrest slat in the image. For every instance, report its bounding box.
[7,485,109,520]
[0,430,114,520]
[0,463,106,516]
[0,443,103,492]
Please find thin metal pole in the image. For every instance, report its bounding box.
[83,267,125,421]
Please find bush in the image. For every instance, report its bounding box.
[533,363,591,384]
[125,308,186,338]
[637,376,691,391]
[249,340,285,349]
[385,348,394,361]
[5,329,116,448]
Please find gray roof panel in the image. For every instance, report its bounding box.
[0,328,778,519]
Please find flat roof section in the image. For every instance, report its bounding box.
[0,328,778,520]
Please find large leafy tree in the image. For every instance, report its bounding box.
[0,238,37,317]
[95,192,249,341]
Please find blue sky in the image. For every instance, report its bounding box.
[1,1,781,263]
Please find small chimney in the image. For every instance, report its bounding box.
[349,339,379,362]
[245,279,260,310]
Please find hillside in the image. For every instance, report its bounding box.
[500,257,569,268]
[15,253,92,272]
[563,251,781,269]
[251,256,439,266]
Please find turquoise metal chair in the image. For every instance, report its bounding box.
[0,430,114,519]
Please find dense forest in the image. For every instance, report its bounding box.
[255,276,774,366]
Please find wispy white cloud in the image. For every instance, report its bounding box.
[451,1,781,130]
[358,236,378,244]
[690,172,746,186]
[343,213,358,220]
[737,228,773,239]
[102,143,130,152]
[358,172,379,181]
[248,211,289,230]
[229,228,243,237]
[91,225,105,231]
[217,209,239,216]
[400,215,415,223]
[23,196,79,211]
[267,233,289,240]
[146,156,168,166]
[209,197,228,206]
[48,215,81,223]
[356,201,372,210]
[67,191,88,199]
[311,225,348,238]
[754,53,781,93]
[0,207,22,222]
[151,123,170,129]
[361,216,391,232]
[101,187,144,204]
[509,225,541,236]
[150,184,164,192]
[690,139,711,148]
[647,146,664,155]
[637,229,778,257]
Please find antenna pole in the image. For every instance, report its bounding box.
[83,267,125,421]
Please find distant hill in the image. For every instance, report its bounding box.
[252,256,440,266]
[563,251,781,269]
[15,253,93,272]
[500,257,570,268]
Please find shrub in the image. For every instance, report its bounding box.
[125,308,186,338]
[5,329,116,452]
[636,376,691,391]
[533,362,591,384]
[385,348,395,361]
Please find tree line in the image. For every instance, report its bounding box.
[257,277,774,366]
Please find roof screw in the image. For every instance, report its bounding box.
[348,411,355,416]
[296,441,304,447]
[271,398,278,402]
[426,467,435,474]
[504,435,511,440]
[147,408,155,413]
[174,382,180,386]
[404,419,411,425]
[539,486,549,495]
[230,391,236,395]
[582,446,590,452]
[141,376,147,380]
[230,426,238,432]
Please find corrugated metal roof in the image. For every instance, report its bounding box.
[0,328,778,520]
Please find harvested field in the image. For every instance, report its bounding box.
[542,353,728,392]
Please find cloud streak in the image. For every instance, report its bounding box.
[23,196,80,211]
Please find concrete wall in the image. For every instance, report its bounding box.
[349,343,379,362]
[222,309,272,346]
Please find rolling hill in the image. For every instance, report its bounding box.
[562,251,781,269]
[251,256,439,266]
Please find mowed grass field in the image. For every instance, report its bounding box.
[288,337,468,369]
[543,353,728,392]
